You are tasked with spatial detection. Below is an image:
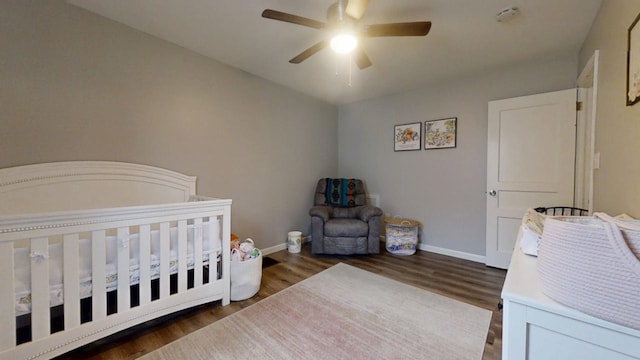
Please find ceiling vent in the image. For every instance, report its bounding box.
[496,6,519,22]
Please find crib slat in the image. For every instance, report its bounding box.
[178,220,188,293]
[63,234,81,329]
[92,230,107,321]
[31,237,50,340]
[159,222,170,299]
[117,227,131,312]
[193,218,203,287]
[209,217,219,283]
[222,208,231,305]
[139,225,152,305]
[0,242,16,351]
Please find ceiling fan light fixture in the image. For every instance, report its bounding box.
[330,33,358,54]
[262,1,431,68]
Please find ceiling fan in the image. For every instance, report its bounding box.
[261,0,431,69]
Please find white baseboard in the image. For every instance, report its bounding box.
[261,243,287,256]
[381,236,485,263]
[262,235,309,256]
[418,244,486,264]
[266,235,486,264]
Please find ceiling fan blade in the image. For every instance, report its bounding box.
[345,0,370,20]
[289,41,328,64]
[353,47,372,69]
[364,21,432,37]
[262,9,325,30]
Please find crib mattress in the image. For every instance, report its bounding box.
[13,224,220,316]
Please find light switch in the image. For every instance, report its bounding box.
[594,152,600,170]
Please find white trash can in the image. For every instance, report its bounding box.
[287,231,302,253]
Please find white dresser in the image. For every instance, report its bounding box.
[501,236,640,360]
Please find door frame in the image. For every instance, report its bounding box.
[575,50,599,213]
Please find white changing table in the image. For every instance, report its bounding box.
[501,236,640,360]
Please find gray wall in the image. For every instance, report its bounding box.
[338,54,578,257]
[0,1,338,249]
[579,0,640,217]
[4,0,626,260]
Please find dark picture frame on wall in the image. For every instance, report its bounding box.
[627,12,640,106]
[424,117,457,150]
[394,122,422,151]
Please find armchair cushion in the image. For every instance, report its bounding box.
[332,206,356,219]
[331,205,383,222]
[324,219,369,237]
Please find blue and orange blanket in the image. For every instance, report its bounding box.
[325,178,357,207]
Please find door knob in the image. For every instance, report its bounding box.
[488,190,497,197]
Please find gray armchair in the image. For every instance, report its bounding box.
[309,178,383,255]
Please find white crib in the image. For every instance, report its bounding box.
[0,161,231,360]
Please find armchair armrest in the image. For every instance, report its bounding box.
[309,205,332,222]
[357,205,383,222]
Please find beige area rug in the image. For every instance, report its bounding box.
[142,263,492,360]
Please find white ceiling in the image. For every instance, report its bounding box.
[67,0,602,105]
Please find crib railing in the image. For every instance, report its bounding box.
[0,198,231,360]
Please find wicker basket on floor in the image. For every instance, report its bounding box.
[384,218,420,256]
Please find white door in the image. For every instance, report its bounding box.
[486,89,577,269]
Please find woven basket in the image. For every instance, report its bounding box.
[384,218,420,256]
[537,213,640,330]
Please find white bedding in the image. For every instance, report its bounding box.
[519,208,546,256]
[14,223,220,316]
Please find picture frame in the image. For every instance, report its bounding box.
[627,12,640,106]
[394,122,422,151]
[424,117,457,150]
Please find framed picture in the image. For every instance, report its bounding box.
[627,12,640,106]
[394,122,421,151]
[424,117,457,149]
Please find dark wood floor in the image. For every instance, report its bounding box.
[57,243,507,360]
